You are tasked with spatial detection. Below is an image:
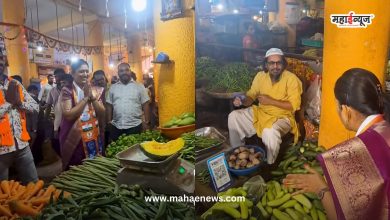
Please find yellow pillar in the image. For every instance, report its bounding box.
[88,20,104,71]
[29,63,38,78]
[153,0,195,125]
[127,34,143,83]
[269,12,277,22]
[2,0,30,84]
[319,3,390,149]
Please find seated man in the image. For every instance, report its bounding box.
[228,48,302,164]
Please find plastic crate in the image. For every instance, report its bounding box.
[301,39,323,48]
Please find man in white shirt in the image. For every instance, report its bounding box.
[106,63,150,142]
[38,74,55,105]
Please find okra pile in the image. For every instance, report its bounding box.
[271,142,326,180]
[51,156,120,196]
[34,184,194,220]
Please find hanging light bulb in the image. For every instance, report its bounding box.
[79,0,82,11]
[37,46,43,52]
[124,7,127,29]
[106,0,109,17]
[71,56,78,63]
[132,0,147,12]
[109,63,114,69]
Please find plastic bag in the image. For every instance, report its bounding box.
[305,74,322,124]
[242,175,267,202]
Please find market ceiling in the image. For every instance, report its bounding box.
[0,0,154,46]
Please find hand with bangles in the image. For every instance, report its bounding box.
[282,164,328,196]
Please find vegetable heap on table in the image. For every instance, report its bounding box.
[106,130,167,158]
[40,156,194,220]
[51,156,120,197]
[196,169,211,185]
[256,181,327,220]
[201,180,327,220]
[33,184,194,220]
[162,112,195,128]
[0,180,69,219]
[271,142,325,180]
[206,62,256,93]
[227,146,263,170]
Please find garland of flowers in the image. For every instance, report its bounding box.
[0,22,103,55]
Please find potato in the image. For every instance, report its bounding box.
[246,162,254,168]
[234,164,240,170]
[249,148,255,154]
[238,152,249,160]
[252,158,260,165]
[234,148,240,154]
[254,152,262,158]
[229,154,237,161]
[239,146,247,152]
[248,154,255,162]
[239,159,247,167]
[228,161,235,168]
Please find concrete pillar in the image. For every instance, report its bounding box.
[127,34,143,83]
[153,0,195,125]
[319,2,390,148]
[2,0,30,84]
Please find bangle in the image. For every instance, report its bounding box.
[317,187,329,200]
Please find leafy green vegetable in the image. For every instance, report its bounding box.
[106,130,167,158]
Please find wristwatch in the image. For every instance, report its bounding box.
[317,187,329,200]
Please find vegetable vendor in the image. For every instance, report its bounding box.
[228,48,303,164]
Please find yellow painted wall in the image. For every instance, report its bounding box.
[153,0,195,125]
[127,34,143,83]
[29,63,38,79]
[319,2,390,148]
[2,0,30,83]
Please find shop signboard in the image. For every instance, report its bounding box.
[207,152,233,192]
[33,47,54,64]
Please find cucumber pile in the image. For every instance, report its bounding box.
[163,112,195,128]
[201,187,257,220]
[271,142,326,180]
[200,181,327,220]
[256,181,326,220]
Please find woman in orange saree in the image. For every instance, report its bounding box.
[284,68,390,220]
[59,59,105,170]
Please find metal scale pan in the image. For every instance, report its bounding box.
[116,144,179,174]
[195,127,226,156]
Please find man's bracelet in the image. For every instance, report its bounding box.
[317,187,330,200]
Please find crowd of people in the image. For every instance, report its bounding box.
[0,56,156,183]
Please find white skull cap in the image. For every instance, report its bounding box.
[265,48,284,58]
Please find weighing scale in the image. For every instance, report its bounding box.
[116,144,195,196]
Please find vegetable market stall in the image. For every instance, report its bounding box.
[195,139,328,220]
[0,128,197,219]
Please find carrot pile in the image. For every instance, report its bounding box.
[0,179,70,219]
